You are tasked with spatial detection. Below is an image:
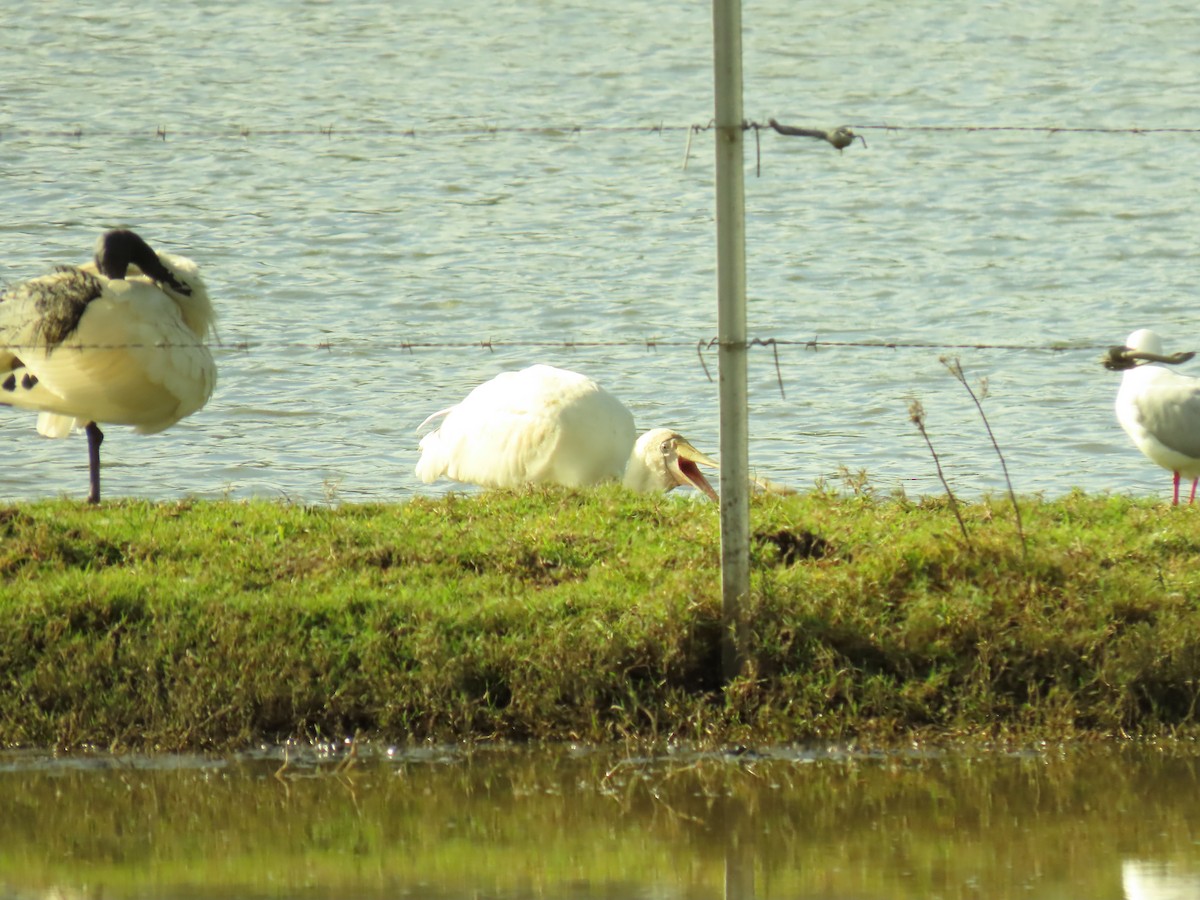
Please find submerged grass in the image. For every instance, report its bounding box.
[2,488,1199,751]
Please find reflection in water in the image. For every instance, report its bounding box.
[0,745,1198,899]
[1123,860,1200,900]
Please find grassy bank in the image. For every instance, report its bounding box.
[1,488,1198,751]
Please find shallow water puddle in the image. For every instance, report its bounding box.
[0,744,1197,899]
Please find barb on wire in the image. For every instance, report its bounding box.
[696,337,717,381]
[749,338,786,398]
[695,337,787,399]
[681,120,715,170]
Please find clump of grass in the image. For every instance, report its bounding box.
[0,491,1199,751]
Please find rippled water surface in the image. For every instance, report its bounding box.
[1,0,1199,502]
[1,744,1199,900]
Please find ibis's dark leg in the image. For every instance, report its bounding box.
[85,422,104,504]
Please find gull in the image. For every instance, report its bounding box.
[1105,328,1200,505]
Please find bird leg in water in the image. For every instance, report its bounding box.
[86,421,104,504]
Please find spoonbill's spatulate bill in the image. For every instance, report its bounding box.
[415,364,720,500]
[1110,328,1200,505]
[0,229,218,503]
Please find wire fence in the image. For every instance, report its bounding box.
[0,116,1169,392]
[9,117,1193,180]
[0,334,1117,402]
[7,115,1200,183]
[0,335,1110,355]
[3,120,1197,142]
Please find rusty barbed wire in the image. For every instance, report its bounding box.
[2,120,1196,144]
[846,123,1200,136]
[0,123,685,142]
[0,335,1137,404]
[0,336,1108,354]
[10,117,1197,181]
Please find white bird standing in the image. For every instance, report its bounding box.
[1106,328,1200,505]
[415,364,720,500]
[0,229,217,503]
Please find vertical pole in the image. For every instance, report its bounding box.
[712,0,749,680]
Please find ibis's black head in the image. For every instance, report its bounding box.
[94,229,192,296]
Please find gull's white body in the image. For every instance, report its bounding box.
[1115,329,1200,503]
[416,365,717,497]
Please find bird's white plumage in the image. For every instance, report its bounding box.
[417,365,637,489]
[0,253,216,436]
[1115,329,1200,502]
[416,365,718,498]
[0,230,217,501]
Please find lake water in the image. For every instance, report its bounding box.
[2,0,1199,504]
[6,8,1200,898]
[1,744,1198,900]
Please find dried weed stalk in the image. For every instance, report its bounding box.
[941,356,1026,557]
[908,398,972,549]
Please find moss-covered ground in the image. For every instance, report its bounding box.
[2,488,1197,750]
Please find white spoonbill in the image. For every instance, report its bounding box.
[1105,328,1200,505]
[415,364,720,500]
[0,229,217,503]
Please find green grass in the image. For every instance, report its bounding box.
[2,487,1199,750]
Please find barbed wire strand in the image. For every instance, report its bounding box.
[0,116,1157,395]
[3,120,1198,143]
[0,335,1117,402]
[847,123,1200,135]
[0,337,1111,354]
